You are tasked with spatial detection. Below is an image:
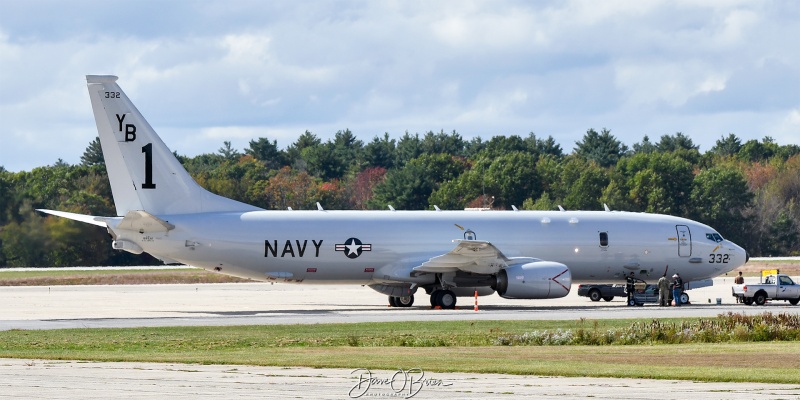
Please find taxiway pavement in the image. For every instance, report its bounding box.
[1,359,798,400]
[0,276,791,331]
[3,277,799,399]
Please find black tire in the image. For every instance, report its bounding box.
[627,298,636,306]
[602,296,614,302]
[430,290,439,308]
[789,298,800,306]
[754,292,767,306]
[743,297,754,305]
[396,295,414,307]
[438,290,457,309]
[588,289,602,302]
[388,296,397,307]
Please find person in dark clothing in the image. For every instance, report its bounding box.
[672,273,683,306]
[626,272,636,306]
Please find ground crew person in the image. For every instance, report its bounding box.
[626,272,636,306]
[733,271,744,302]
[657,273,670,306]
[672,273,683,306]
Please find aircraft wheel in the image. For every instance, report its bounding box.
[602,296,614,302]
[754,292,767,306]
[430,290,440,308]
[438,290,457,309]
[680,292,690,305]
[388,296,398,307]
[743,297,754,305]
[588,289,602,302]
[396,295,414,308]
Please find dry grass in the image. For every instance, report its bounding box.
[0,269,252,286]
[2,322,800,383]
[735,261,800,276]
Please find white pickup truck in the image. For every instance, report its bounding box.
[731,274,800,306]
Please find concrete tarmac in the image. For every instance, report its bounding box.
[2,359,799,400]
[0,276,795,330]
[2,276,799,398]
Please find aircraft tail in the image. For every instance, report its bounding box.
[85,75,261,216]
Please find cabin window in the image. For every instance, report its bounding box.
[706,233,723,243]
[599,232,609,247]
[464,230,477,240]
[780,276,794,285]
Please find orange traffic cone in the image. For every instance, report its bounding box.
[474,290,479,311]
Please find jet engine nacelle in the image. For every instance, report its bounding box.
[493,261,572,299]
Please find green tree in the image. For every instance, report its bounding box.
[655,132,698,152]
[737,137,780,163]
[217,141,241,161]
[615,152,694,215]
[245,137,286,170]
[371,154,467,210]
[421,130,465,156]
[478,135,527,160]
[632,135,656,154]
[395,132,422,168]
[526,133,563,158]
[689,167,753,245]
[430,152,540,210]
[363,133,396,170]
[710,134,742,157]
[80,136,105,166]
[574,128,627,168]
[285,130,321,170]
[558,157,609,210]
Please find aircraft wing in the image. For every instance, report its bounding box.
[414,240,509,275]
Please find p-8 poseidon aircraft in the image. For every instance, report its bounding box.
[39,75,748,309]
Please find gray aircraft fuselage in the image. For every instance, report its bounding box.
[129,209,742,286]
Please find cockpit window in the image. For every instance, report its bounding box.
[706,233,723,243]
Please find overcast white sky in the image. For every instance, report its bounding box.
[1,1,799,171]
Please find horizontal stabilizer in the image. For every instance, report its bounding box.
[36,209,108,227]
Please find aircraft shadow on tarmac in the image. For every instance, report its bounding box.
[167,304,674,316]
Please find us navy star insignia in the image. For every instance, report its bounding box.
[335,238,372,259]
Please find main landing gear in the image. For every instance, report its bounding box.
[429,289,457,309]
[388,295,415,307]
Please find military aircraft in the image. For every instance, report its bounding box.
[38,75,748,309]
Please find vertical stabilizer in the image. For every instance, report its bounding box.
[86,75,262,216]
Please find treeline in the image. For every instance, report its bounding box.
[1,128,799,267]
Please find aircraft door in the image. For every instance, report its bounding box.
[676,225,691,257]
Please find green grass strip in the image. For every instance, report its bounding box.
[2,318,800,383]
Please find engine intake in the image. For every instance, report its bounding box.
[493,261,571,299]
